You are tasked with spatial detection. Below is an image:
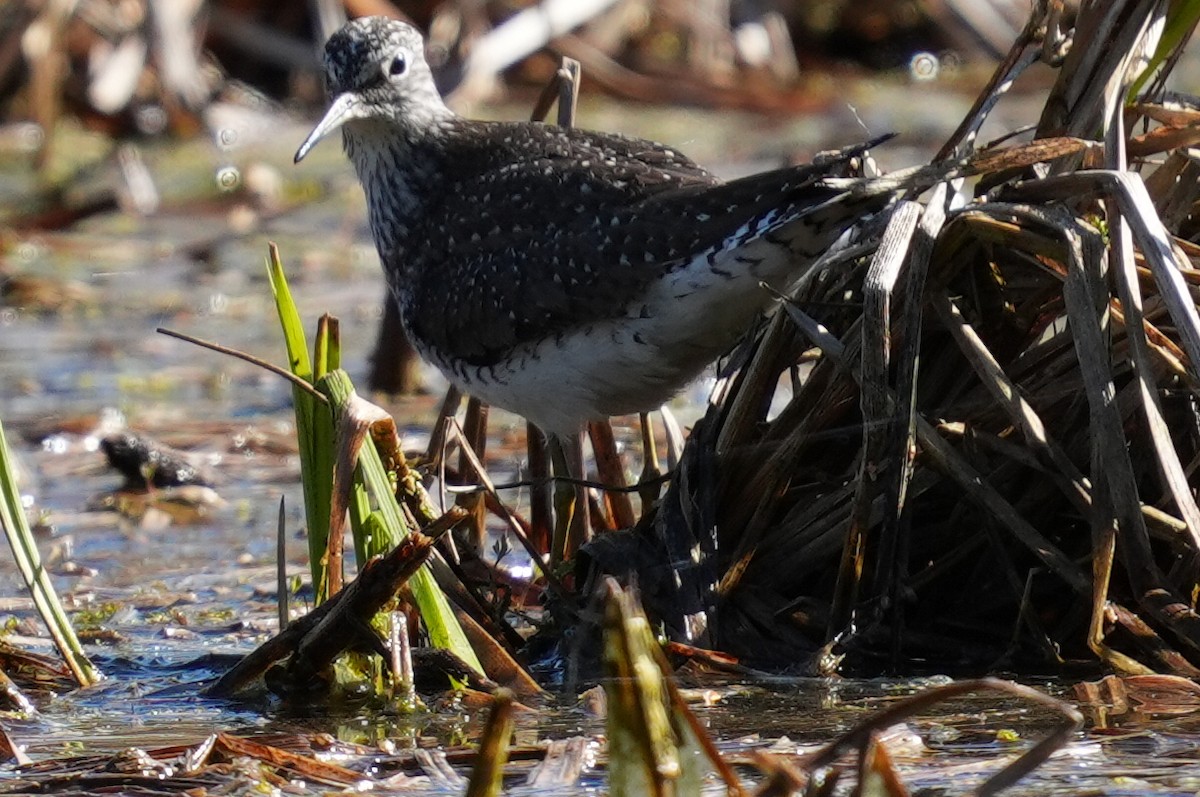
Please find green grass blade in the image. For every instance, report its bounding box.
[266,243,333,600]
[348,463,376,567]
[314,314,341,377]
[407,565,482,673]
[0,417,102,687]
[266,243,313,382]
[313,317,330,382]
[320,369,482,672]
[266,244,479,672]
[309,314,339,593]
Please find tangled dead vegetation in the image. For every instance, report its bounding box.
[639,0,1200,676]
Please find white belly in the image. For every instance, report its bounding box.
[418,237,792,436]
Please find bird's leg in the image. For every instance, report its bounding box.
[587,420,635,529]
[549,430,591,565]
[637,412,665,507]
[549,433,570,567]
[566,434,592,556]
[454,396,489,557]
[658,405,686,469]
[526,422,554,555]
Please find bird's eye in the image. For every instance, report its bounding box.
[388,53,408,76]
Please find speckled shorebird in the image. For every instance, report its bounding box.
[296,17,907,436]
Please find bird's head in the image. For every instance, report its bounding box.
[295,17,448,163]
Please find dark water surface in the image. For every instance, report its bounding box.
[2,80,1198,793]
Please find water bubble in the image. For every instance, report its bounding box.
[216,166,241,192]
[734,22,771,68]
[909,51,939,82]
[209,292,229,314]
[352,245,375,267]
[18,124,44,152]
[135,105,168,135]
[15,240,42,262]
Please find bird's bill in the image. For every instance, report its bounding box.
[294,92,359,163]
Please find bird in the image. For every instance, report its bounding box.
[295,16,908,438]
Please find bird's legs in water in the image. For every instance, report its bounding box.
[544,409,690,565]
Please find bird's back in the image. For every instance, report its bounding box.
[392,121,883,372]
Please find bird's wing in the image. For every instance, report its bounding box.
[406,128,888,366]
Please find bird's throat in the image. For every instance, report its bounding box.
[343,125,440,273]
